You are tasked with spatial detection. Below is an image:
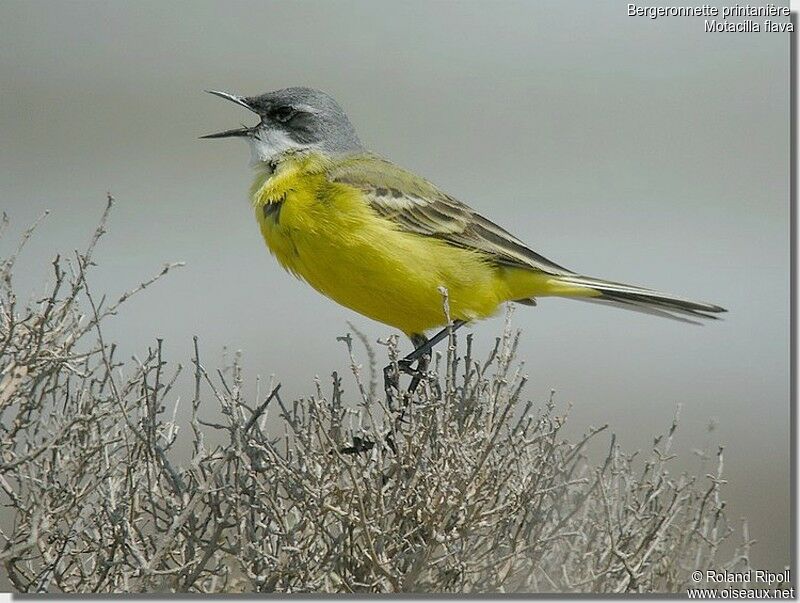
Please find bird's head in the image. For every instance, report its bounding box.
[201,87,363,166]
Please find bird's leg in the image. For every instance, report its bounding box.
[384,320,468,453]
[399,320,468,397]
[404,319,467,365]
[404,334,431,395]
[383,362,401,409]
[390,320,467,431]
[384,335,428,409]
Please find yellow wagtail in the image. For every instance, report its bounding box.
[202,87,725,387]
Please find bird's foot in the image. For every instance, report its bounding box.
[384,357,429,409]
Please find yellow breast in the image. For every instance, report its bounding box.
[250,153,544,335]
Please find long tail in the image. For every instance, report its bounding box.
[553,274,727,324]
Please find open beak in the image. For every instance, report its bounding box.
[201,90,258,139]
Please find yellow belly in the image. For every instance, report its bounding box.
[250,154,566,336]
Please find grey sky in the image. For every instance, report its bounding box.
[0,0,790,570]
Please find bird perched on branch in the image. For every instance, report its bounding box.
[202,87,725,392]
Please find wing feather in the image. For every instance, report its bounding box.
[328,154,571,275]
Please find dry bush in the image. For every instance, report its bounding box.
[0,200,751,593]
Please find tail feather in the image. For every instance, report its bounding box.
[556,275,727,323]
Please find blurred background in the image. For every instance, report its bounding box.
[0,0,790,571]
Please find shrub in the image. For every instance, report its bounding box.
[0,199,750,593]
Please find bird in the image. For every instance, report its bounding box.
[202,87,726,391]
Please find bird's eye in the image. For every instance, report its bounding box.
[272,106,296,123]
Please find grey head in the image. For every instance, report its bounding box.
[202,87,364,165]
